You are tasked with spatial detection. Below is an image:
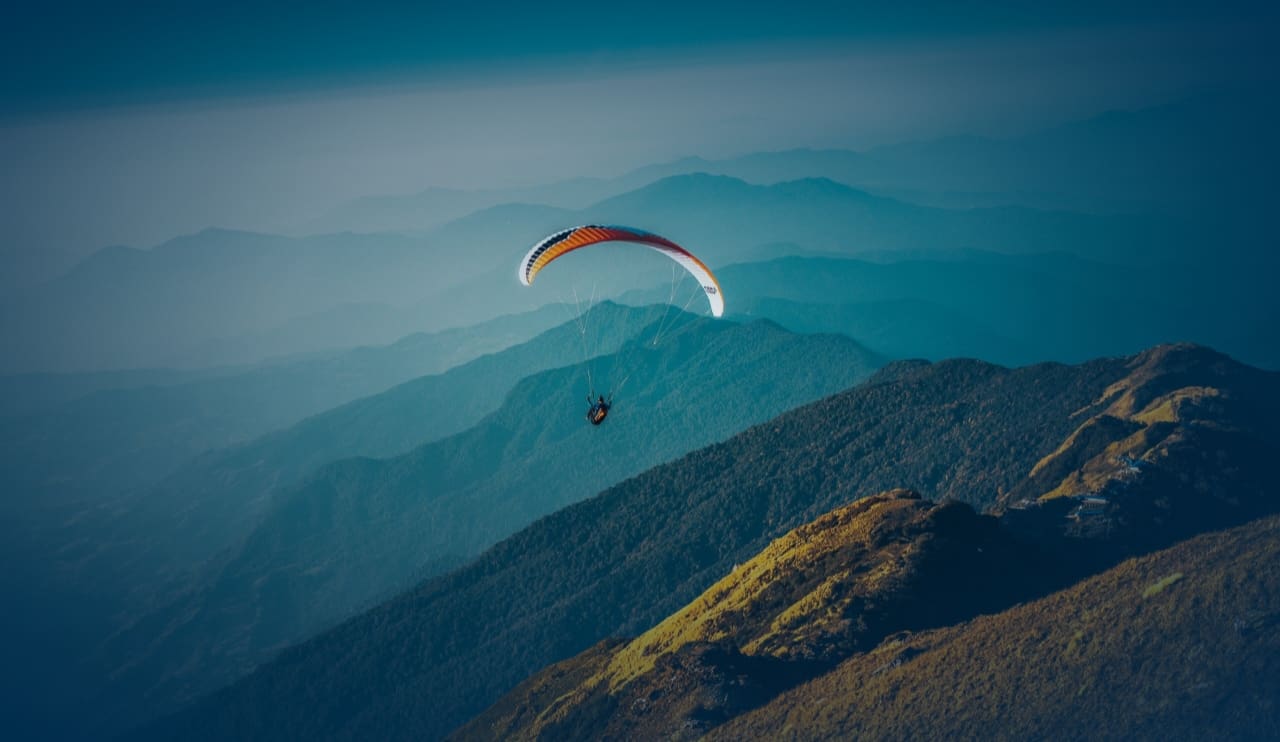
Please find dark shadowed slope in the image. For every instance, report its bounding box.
[139,349,1138,741]
[712,514,1280,741]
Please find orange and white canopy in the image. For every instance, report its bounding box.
[517,225,723,317]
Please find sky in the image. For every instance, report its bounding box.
[1,1,1275,255]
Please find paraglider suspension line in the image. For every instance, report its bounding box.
[568,284,600,398]
[611,267,703,399]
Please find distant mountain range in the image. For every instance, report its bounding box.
[0,304,568,510]
[377,172,1187,322]
[624,252,1275,369]
[0,229,449,373]
[0,164,1204,374]
[305,94,1274,235]
[587,173,1181,265]
[136,342,1279,741]
[4,93,1271,376]
[714,253,1115,366]
[733,295,1030,365]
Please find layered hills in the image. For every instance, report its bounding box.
[735,295,1030,366]
[2,304,660,712]
[0,304,566,507]
[580,174,1170,266]
[714,253,1278,369]
[115,303,670,572]
[140,343,1279,741]
[95,309,881,734]
[0,230,453,373]
[313,96,1270,231]
[4,166,1203,375]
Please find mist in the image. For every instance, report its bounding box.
[2,15,1269,256]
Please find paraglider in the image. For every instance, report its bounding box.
[517,225,723,317]
[587,395,610,425]
[516,225,723,425]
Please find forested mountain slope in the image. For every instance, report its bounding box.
[457,345,1280,740]
[140,344,1278,741]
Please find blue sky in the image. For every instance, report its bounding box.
[1,1,1275,254]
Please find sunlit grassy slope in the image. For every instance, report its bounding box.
[456,511,1280,742]
[452,490,1057,741]
[713,514,1280,741]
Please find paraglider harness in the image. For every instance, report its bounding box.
[587,395,612,426]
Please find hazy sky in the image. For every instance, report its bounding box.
[1,1,1275,255]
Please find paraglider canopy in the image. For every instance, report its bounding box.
[517,225,724,317]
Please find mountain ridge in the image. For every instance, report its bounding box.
[140,346,1191,740]
[303,94,1268,239]
[453,342,1280,740]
